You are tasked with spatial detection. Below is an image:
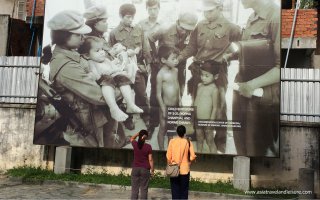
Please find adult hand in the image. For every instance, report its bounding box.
[134,47,140,55]
[145,64,151,75]
[222,53,233,65]
[127,49,136,57]
[238,82,254,98]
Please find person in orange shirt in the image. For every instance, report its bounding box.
[166,125,196,199]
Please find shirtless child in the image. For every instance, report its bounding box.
[194,61,221,153]
[78,37,143,122]
[156,46,180,150]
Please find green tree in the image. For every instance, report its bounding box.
[300,0,318,9]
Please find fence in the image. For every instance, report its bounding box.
[0,57,319,122]
[0,56,40,104]
[281,68,320,123]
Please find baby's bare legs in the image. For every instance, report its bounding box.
[119,85,143,113]
[204,128,217,153]
[196,128,205,153]
[157,111,166,151]
[101,86,128,122]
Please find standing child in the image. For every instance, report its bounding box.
[194,60,221,153]
[78,36,143,122]
[156,46,180,150]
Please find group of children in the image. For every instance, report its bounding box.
[77,34,221,152]
[155,47,223,152]
[63,0,224,152]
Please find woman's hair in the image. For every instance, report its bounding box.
[85,18,104,36]
[51,30,73,46]
[85,19,100,28]
[41,30,73,63]
[41,45,52,65]
[176,125,186,137]
[137,129,149,149]
[78,36,101,55]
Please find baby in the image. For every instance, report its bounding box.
[78,36,143,122]
[193,60,221,153]
[108,43,139,83]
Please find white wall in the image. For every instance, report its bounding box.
[0,0,15,17]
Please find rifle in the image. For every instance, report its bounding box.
[37,78,98,146]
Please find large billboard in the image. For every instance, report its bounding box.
[34,0,280,157]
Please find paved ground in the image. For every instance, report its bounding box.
[0,175,253,199]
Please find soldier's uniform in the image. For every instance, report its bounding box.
[139,18,163,132]
[83,5,110,51]
[109,22,152,127]
[232,1,280,156]
[47,11,124,148]
[179,8,241,153]
[150,24,189,95]
[150,12,198,98]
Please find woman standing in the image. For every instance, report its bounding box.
[130,130,154,200]
[166,125,197,199]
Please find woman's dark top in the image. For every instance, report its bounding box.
[131,140,152,169]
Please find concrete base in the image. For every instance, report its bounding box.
[312,53,320,68]
[298,168,315,199]
[233,156,250,191]
[54,146,72,174]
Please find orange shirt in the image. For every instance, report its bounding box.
[166,137,197,175]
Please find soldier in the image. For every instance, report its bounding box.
[178,0,241,153]
[83,4,109,51]
[109,3,152,130]
[45,11,124,148]
[138,0,163,138]
[232,0,280,156]
[149,11,198,99]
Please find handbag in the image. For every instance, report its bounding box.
[238,39,280,105]
[165,140,188,177]
[165,163,180,177]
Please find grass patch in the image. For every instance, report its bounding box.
[5,166,297,199]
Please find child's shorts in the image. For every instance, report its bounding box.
[97,74,132,88]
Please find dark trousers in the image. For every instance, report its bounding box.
[149,63,160,127]
[128,71,150,121]
[232,92,279,156]
[177,60,187,97]
[170,173,190,200]
[215,87,227,153]
[131,167,150,200]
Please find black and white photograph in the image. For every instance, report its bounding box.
[33,0,280,157]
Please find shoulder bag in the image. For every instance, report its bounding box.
[166,140,188,177]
